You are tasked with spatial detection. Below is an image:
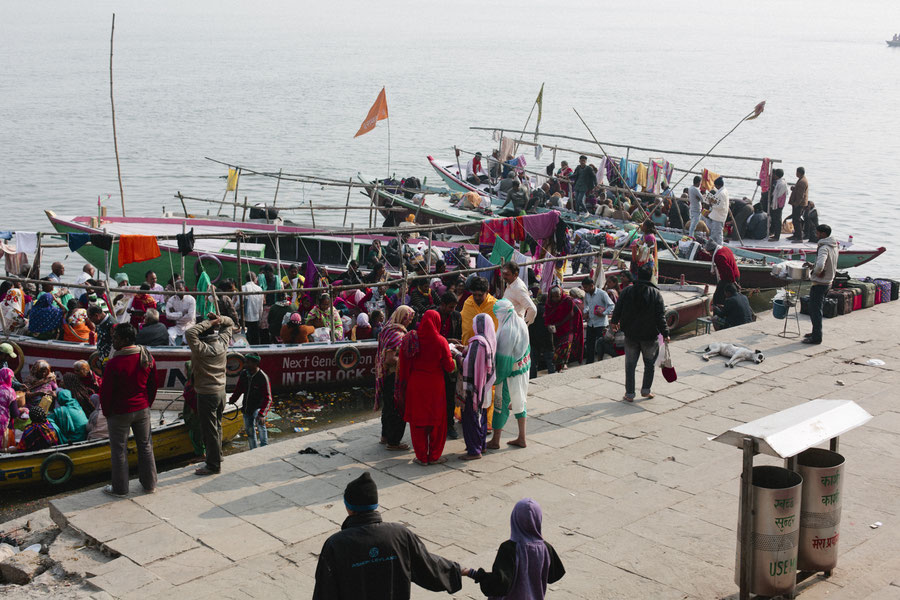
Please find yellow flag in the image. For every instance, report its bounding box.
[226,168,238,192]
[535,83,544,124]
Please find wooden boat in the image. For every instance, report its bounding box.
[2,334,378,394]
[0,399,243,490]
[425,156,886,269]
[46,211,479,286]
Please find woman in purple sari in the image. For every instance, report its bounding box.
[465,498,565,599]
[456,313,495,460]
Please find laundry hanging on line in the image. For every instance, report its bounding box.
[118,235,161,267]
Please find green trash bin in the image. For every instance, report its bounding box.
[735,465,803,596]
[797,448,845,572]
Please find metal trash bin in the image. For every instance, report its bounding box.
[797,448,845,572]
[735,466,803,596]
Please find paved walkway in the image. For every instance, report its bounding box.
[49,303,900,599]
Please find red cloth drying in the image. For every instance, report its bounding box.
[118,235,161,267]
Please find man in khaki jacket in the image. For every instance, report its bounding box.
[186,315,235,475]
[788,167,809,242]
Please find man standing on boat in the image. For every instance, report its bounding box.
[769,169,789,241]
[803,224,838,345]
[165,281,197,345]
[707,177,729,246]
[788,167,809,243]
[186,314,235,475]
[466,152,490,185]
[571,156,595,214]
[688,176,705,237]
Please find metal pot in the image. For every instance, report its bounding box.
[785,261,809,280]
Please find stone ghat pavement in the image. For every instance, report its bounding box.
[46,303,900,600]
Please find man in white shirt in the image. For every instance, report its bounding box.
[238,272,264,345]
[769,168,789,241]
[145,270,165,305]
[166,281,197,345]
[500,261,536,325]
[466,152,489,185]
[707,177,729,246]
[687,176,705,237]
[581,277,616,364]
[75,264,95,286]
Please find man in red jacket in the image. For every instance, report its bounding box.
[706,240,741,308]
[100,323,158,497]
[228,353,271,449]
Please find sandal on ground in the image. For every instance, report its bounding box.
[641,392,655,399]
[413,458,428,466]
[386,443,410,451]
[622,395,634,402]
[432,456,448,464]
[459,454,482,461]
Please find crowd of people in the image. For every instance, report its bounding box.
[463,152,820,247]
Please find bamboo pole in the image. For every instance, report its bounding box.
[368,184,377,228]
[174,193,406,213]
[177,191,188,215]
[349,224,356,266]
[469,126,779,163]
[109,14,126,216]
[425,231,433,274]
[241,195,249,222]
[308,195,316,228]
[1,248,606,301]
[236,234,245,330]
[573,108,681,261]
[342,177,352,227]
[272,168,282,207]
[232,168,241,221]
[180,222,186,284]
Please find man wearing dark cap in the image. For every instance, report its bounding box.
[313,472,463,599]
[185,314,235,475]
[228,353,271,449]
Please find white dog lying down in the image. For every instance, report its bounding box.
[702,342,765,367]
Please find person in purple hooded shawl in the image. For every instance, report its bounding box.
[465,498,565,598]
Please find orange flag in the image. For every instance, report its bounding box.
[354,87,389,138]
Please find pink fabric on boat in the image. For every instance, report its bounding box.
[759,158,771,192]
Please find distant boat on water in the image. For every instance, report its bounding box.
[887,38,900,47]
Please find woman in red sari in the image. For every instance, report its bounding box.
[543,286,577,372]
[397,309,455,465]
[128,284,157,329]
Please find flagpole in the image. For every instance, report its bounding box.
[387,115,391,178]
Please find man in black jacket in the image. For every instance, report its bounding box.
[313,472,463,600]
[528,287,555,379]
[135,308,169,347]
[610,265,670,402]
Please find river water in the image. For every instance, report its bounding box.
[2,0,899,277]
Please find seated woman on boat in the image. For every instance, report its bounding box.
[306,294,345,341]
[280,313,315,344]
[27,292,64,340]
[14,405,59,453]
[366,240,385,269]
[351,313,373,341]
[0,367,19,451]
[62,360,102,417]
[127,284,158,329]
[86,393,108,441]
[48,389,88,445]
[23,360,58,409]
[62,302,95,344]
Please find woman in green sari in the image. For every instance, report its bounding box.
[486,299,531,450]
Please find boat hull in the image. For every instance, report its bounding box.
[5,335,377,394]
[0,405,243,490]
